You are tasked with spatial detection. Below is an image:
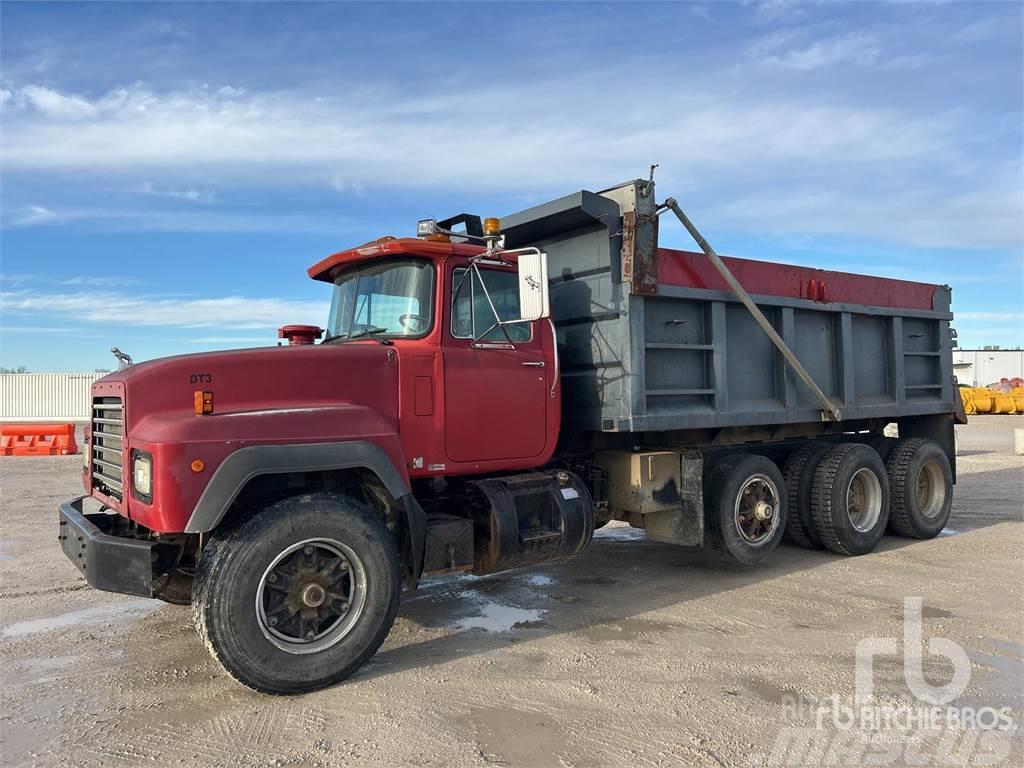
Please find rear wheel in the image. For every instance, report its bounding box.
[885,438,953,539]
[860,433,896,463]
[810,443,890,556]
[192,492,400,694]
[706,454,787,564]
[782,442,832,549]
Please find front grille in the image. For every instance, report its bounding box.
[91,397,124,500]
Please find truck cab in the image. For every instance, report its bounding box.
[306,235,561,478]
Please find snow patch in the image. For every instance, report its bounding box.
[526,574,554,587]
[455,598,543,632]
[593,524,646,542]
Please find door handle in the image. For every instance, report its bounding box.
[522,361,545,367]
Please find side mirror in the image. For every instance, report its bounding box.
[517,251,550,322]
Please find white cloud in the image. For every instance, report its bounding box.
[954,18,1000,44]
[0,289,328,330]
[188,336,276,344]
[19,85,96,119]
[761,32,881,70]
[0,81,956,177]
[138,181,218,203]
[956,312,1024,323]
[61,276,141,288]
[10,205,63,227]
[0,79,1019,249]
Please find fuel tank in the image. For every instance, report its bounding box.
[465,470,593,574]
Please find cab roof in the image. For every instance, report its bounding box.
[308,237,485,283]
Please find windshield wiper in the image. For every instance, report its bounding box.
[324,326,393,346]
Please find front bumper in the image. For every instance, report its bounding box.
[58,497,157,597]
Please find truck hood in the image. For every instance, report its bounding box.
[98,342,400,440]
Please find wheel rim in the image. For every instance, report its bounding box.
[846,468,882,533]
[915,460,946,519]
[256,538,367,655]
[733,474,780,545]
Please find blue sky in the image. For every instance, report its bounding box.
[1,1,1021,371]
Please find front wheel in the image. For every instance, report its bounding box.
[192,492,401,694]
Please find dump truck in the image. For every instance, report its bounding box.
[58,177,963,693]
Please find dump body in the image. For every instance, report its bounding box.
[502,180,956,437]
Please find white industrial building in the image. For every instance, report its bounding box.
[952,349,1024,387]
[1,373,105,421]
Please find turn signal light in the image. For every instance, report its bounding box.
[194,390,214,415]
[483,217,501,236]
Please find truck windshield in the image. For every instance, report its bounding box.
[327,258,434,340]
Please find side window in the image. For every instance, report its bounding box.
[451,268,531,342]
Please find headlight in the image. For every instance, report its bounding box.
[132,451,152,498]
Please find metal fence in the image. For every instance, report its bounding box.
[0,373,105,422]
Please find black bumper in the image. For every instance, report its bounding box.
[58,497,156,597]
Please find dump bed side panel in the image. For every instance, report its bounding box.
[502,183,956,436]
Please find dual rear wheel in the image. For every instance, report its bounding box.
[707,437,951,562]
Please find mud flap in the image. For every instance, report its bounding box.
[642,450,704,547]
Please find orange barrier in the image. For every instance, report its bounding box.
[0,423,79,456]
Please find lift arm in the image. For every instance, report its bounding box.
[663,198,842,422]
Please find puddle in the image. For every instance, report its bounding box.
[455,598,544,633]
[593,524,645,542]
[525,574,554,587]
[1,599,160,639]
[471,706,565,766]
[572,575,617,586]
[938,528,958,537]
[579,617,674,643]
[743,677,804,704]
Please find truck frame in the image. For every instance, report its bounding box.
[58,177,963,693]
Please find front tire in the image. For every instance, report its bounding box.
[192,492,400,694]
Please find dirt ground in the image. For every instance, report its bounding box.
[2,418,1022,768]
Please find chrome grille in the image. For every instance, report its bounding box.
[91,397,124,500]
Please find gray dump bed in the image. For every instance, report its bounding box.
[502,180,956,436]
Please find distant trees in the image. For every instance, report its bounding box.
[0,366,29,373]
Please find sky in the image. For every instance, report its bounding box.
[1,0,1022,372]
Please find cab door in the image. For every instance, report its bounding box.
[443,264,548,463]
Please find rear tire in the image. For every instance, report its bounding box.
[782,442,832,549]
[706,454,787,565]
[859,433,896,462]
[885,438,953,539]
[192,492,401,694]
[810,443,890,556]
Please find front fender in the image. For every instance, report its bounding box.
[184,439,427,588]
[184,440,409,533]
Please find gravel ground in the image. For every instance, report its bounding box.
[1,418,1022,768]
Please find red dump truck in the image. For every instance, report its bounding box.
[58,177,963,693]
